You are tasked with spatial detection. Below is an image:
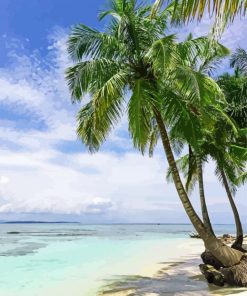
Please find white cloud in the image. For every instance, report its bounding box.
[0,30,176,218]
[0,147,175,216]
[0,176,9,185]
[0,26,246,223]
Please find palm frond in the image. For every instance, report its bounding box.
[185,147,198,193]
[174,65,224,106]
[163,88,199,148]
[199,42,230,75]
[177,36,211,67]
[236,172,247,185]
[128,79,157,153]
[170,138,185,156]
[145,34,178,75]
[230,145,247,162]
[67,24,120,61]
[217,73,247,129]
[173,0,246,22]
[77,87,124,152]
[215,163,238,195]
[65,59,122,102]
[150,0,165,19]
[166,154,190,182]
[148,122,159,157]
[98,0,138,20]
[166,150,198,194]
[150,0,246,24]
[230,48,247,75]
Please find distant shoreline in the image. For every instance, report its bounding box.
[0,221,240,225]
[0,221,80,224]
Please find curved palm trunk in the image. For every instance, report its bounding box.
[196,154,215,237]
[154,109,243,267]
[220,168,244,248]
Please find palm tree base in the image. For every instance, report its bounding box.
[222,256,247,287]
[199,264,225,286]
[201,250,224,270]
[200,255,247,287]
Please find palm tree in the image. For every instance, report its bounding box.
[170,129,246,250]
[220,167,244,250]
[168,63,246,249]
[165,34,231,238]
[166,145,215,236]
[217,72,247,130]
[196,151,215,236]
[216,69,247,249]
[66,0,244,271]
[230,48,247,76]
[188,43,246,247]
[204,129,246,251]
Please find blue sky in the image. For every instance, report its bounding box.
[0,0,105,65]
[0,0,246,223]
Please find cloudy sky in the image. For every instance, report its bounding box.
[0,0,246,223]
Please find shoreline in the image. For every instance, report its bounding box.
[100,239,247,296]
[2,227,247,296]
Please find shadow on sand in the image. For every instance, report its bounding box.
[99,255,247,296]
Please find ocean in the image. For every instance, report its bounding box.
[0,223,243,296]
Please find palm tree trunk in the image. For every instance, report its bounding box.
[154,109,243,267]
[220,168,244,249]
[196,154,215,237]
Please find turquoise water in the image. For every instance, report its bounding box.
[0,223,243,296]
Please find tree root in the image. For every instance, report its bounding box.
[200,256,247,287]
[221,256,247,287]
[199,264,224,286]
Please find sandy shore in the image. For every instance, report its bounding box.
[100,239,247,296]
[23,237,247,296]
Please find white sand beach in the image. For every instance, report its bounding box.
[101,238,247,296]
[1,224,247,296]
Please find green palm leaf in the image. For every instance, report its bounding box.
[151,0,246,22]
[67,24,120,61]
[128,79,156,153]
[65,59,122,101]
[146,34,178,75]
[230,48,247,75]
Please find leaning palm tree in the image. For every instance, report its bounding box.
[216,69,247,250]
[168,56,246,249]
[170,129,246,251]
[218,158,245,251]
[203,126,246,251]
[166,144,215,236]
[189,42,246,248]
[66,0,246,283]
[195,149,215,236]
[165,34,230,238]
